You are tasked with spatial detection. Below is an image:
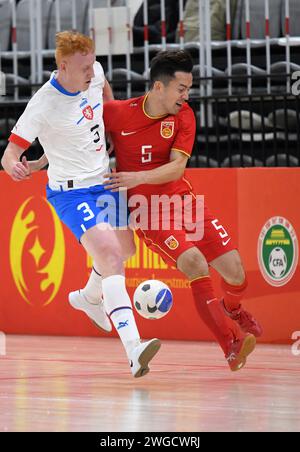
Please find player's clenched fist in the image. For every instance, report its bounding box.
[11,156,31,182]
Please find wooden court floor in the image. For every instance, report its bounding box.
[0,335,299,432]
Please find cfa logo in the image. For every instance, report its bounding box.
[257,216,298,287]
[10,197,65,306]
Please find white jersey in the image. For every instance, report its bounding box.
[10,61,109,188]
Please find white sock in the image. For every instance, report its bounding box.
[81,267,102,305]
[102,275,140,357]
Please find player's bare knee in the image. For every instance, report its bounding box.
[96,243,124,273]
[226,261,246,286]
[177,248,208,279]
[123,242,136,261]
[114,229,136,261]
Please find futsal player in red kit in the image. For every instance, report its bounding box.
[103,50,263,371]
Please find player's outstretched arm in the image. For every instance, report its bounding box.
[141,150,189,185]
[103,150,189,191]
[1,142,30,182]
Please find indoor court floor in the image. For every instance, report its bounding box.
[0,335,299,432]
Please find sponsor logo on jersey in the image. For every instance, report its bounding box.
[258,216,298,287]
[80,98,88,108]
[222,238,231,246]
[206,298,217,305]
[121,131,137,136]
[165,235,179,250]
[83,105,94,120]
[117,320,129,330]
[161,121,175,139]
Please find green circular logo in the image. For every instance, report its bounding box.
[258,217,298,287]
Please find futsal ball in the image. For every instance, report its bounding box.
[269,247,287,278]
[133,280,173,320]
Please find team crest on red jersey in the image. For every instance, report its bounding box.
[83,105,94,120]
[160,121,175,139]
[164,235,179,250]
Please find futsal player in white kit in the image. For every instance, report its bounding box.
[1,31,160,378]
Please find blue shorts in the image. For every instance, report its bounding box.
[46,184,129,241]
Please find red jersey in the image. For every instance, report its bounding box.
[103,94,196,198]
[104,96,236,265]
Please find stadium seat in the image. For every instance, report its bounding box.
[4,73,30,97]
[188,155,218,168]
[240,0,281,39]
[0,140,7,162]
[271,61,300,80]
[226,63,266,86]
[229,0,241,39]
[210,41,228,50]
[0,0,12,52]
[241,131,275,143]
[221,154,263,167]
[281,0,300,37]
[270,62,300,84]
[184,42,200,52]
[266,154,299,167]
[28,70,53,84]
[192,65,226,79]
[16,0,53,51]
[195,111,228,129]
[82,0,127,35]
[229,110,271,131]
[47,0,88,49]
[192,65,227,91]
[267,109,300,131]
[271,61,300,73]
[105,68,145,90]
[0,118,16,139]
[235,38,271,49]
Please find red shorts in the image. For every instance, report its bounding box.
[135,200,236,267]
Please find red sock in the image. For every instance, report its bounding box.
[221,277,248,312]
[191,276,237,354]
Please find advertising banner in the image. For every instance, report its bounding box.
[0,168,299,343]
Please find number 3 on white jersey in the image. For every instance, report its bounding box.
[141,145,152,163]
